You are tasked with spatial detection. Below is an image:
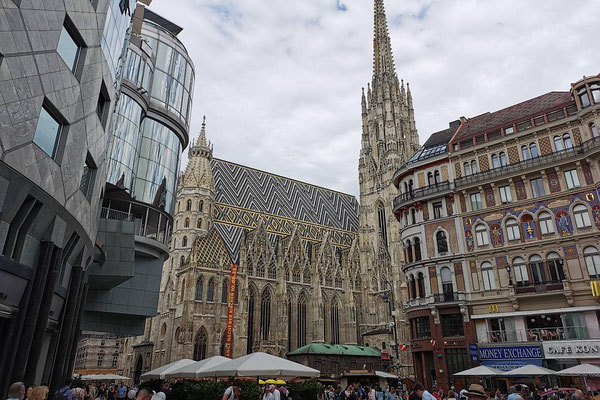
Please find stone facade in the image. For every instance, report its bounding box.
[118,0,417,381]
[392,74,600,391]
[74,334,122,376]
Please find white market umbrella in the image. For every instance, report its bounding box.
[168,356,231,378]
[141,359,196,380]
[454,365,504,376]
[81,374,131,381]
[196,352,320,378]
[557,364,600,376]
[503,365,556,376]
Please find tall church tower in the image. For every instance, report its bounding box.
[357,0,419,359]
[170,117,215,274]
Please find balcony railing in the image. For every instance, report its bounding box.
[484,326,589,344]
[455,135,600,188]
[100,207,133,221]
[404,292,466,308]
[393,181,452,210]
[513,280,564,294]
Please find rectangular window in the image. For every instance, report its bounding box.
[564,169,580,189]
[530,178,545,197]
[441,314,464,337]
[533,115,545,126]
[34,105,63,158]
[547,109,565,122]
[482,268,496,290]
[57,23,81,73]
[470,193,482,211]
[504,126,514,135]
[446,348,469,376]
[499,186,512,204]
[516,120,532,132]
[433,202,443,219]
[413,316,431,338]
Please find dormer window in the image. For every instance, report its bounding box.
[579,87,591,108]
[504,126,514,135]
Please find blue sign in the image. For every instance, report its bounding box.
[478,346,543,372]
[469,344,479,362]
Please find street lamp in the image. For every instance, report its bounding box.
[382,277,400,372]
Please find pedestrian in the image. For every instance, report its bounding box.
[271,385,281,400]
[263,385,274,400]
[411,383,425,400]
[93,385,107,400]
[376,387,384,400]
[55,380,74,400]
[466,384,489,400]
[159,384,171,400]
[7,382,26,400]
[422,385,437,400]
[341,386,358,400]
[448,391,456,400]
[368,385,376,400]
[222,380,241,400]
[387,388,400,400]
[432,387,442,400]
[29,387,49,400]
[117,384,127,400]
[24,386,34,400]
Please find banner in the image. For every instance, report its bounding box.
[478,345,542,371]
[224,264,238,358]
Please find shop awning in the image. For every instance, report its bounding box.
[454,366,503,376]
[557,364,600,377]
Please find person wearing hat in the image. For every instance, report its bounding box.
[466,385,488,400]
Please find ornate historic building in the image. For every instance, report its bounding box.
[392,74,600,391]
[118,0,418,380]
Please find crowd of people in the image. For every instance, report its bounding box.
[314,382,600,400]
[5,381,174,400]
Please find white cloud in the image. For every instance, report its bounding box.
[148,0,600,198]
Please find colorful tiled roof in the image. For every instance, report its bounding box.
[287,343,380,357]
[211,159,359,261]
[452,91,574,142]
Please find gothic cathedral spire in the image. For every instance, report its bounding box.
[360,0,419,192]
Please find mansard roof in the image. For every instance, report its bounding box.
[404,122,459,166]
[210,159,359,262]
[451,91,574,143]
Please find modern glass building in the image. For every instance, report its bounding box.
[83,6,194,337]
[0,0,137,392]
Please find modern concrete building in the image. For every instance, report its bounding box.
[0,0,137,392]
[82,4,194,336]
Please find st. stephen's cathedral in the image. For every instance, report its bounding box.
[120,0,420,377]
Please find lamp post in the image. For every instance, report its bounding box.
[382,277,400,372]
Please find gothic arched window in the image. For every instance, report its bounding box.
[221,278,229,303]
[268,259,276,279]
[199,200,204,212]
[330,299,340,344]
[247,256,253,276]
[180,255,185,266]
[186,199,192,211]
[303,268,311,284]
[207,278,215,302]
[180,279,185,302]
[297,293,307,348]
[193,328,207,361]
[195,276,203,301]
[325,270,333,287]
[436,231,448,254]
[197,218,202,229]
[434,170,441,184]
[247,288,256,354]
[260,289,271,340]
[256,257,265,277]
[292,265,300,282]
[182,236,188,247]
[335,272,342,288]
[184,218,190,228]
[427,172,434,186]
[377,203,388,248]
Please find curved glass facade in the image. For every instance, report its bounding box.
[107,94,143,189]
[101,0,136,79]
[142,23,194,126]
[133,119,181,213]
[123,48,153,92]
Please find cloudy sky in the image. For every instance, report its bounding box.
[149,0,599,197]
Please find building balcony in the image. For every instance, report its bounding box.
[454,135,600,188]
[393,181,452,211]
[512,280,565,295]
[484,326,589,344]
[404,292,466,310]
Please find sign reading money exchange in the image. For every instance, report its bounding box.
[478,345,543,371]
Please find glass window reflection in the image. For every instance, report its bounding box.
[34,107,62,157]
[57,25,80,72]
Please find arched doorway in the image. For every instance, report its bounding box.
[134,355,143,384]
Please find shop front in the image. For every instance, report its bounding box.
[542,340,600,392]
[477,344,544,393]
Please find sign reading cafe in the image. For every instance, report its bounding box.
[543,341,600,359]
